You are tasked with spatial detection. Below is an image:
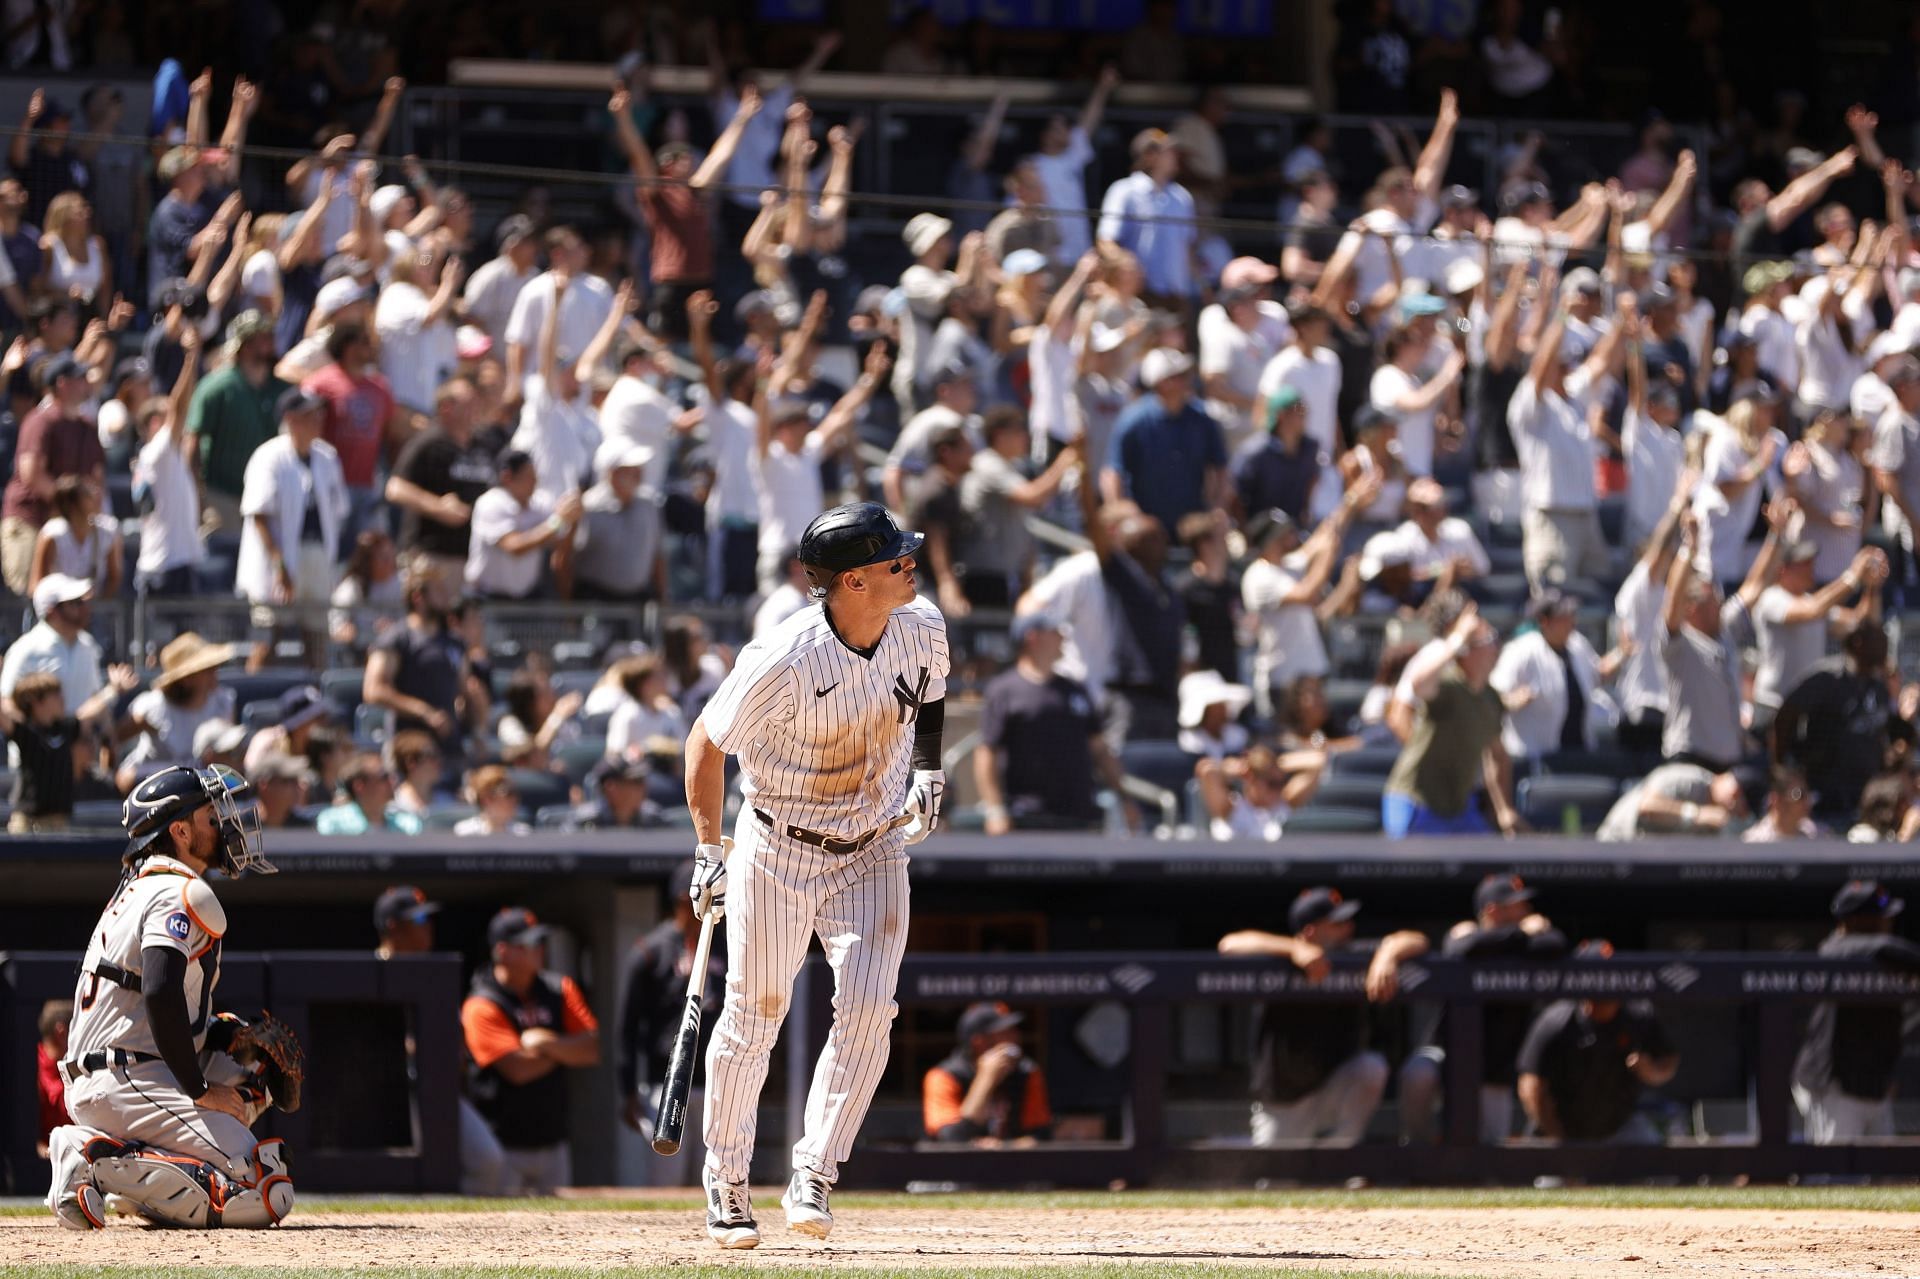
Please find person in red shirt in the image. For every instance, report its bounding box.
[302,319,412,549]
[923,1002,1053,1145]
[609,82,761,341]
[1,354,104,595]
[460,907,600,1195]
[36,999,71,1157]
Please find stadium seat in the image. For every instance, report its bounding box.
[1537,749,1645,781]
[72,799,126,830]
[535,803,576,829]
[1517,774,1621,833]
[1282,806,1381,834]
[222,670,313,716]
[507,769,571,819]
[1474,572,1531,605]
[424,805,476,830]
[555,738,609,785]
[1119,740,1198,797]
[320,668,366,715]
[581,710,614,736]
[241,701,281,732]
[1308,774,1387,810]
[1322,678,1373,731]
[1326,745,1404,777]
[353,703,389,748]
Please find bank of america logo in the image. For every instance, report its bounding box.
[1109,963,1155,994]
[1658,963,1700,993]
[1397,963,1430,994]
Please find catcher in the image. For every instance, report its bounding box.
[45,764,305,1230]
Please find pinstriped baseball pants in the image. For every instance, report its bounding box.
[702,810,910,1186]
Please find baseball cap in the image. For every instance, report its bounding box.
[1358,529,1413,581]
[1473,873,1535,915]
[930,362,975,389]
[1781,540,1819,566]
[1246,506,1299,550]
[733,289,776,324]
[314,275,373,323]
[1130,127,1176,158]
[1220,256,1280,292]
[903,212,954,258]
[1443,259,1484,297]
[32,572,91,618]
[192,717,248,761]
[1441,183,1480,210]
[110,357,152,393]
[592,756,652,789]
[456,324,494,361]
[853,284,894,317]
[1643,283,1677,309]
[1267,383,1303,418]
[1832,879,1905,919]
[1009,611,1065,645]
[374,885,442,934]
[1001,248,1048,279]
[1866,331,1910,365]
[1177,669,1253,729]
[1785,146,1824,174]
[157,145,201,183]
[1575,938,1616,959]
[1742,260,1794,297]
[1562,267,1603,297]
[1289,886,1361,933]
[1139,348,1194,388]
[487,906,549,949]
[225,309,276,349]
[251,751,314,787]
[276,685,333,732]
[370,184,409,224]
[277,386,327,420]
[1090,323,1129,354]
[1399,292,1446,319]
[1352,404,1395,435]
[40,352,83,385]
[494,214,535,250]
[596,439,656,478]
[956,1000,1023,1041]
[1502,180,1552,213]
[1525,588,1580,621]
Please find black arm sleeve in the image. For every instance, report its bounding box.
[912,697,945,771]
[141,946,208,1098]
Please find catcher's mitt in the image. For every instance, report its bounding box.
[228,1011,306,1114]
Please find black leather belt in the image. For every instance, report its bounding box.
[59,1048,159,1085]
[754,808,898,855]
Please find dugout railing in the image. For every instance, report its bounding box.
[799,952,1920,1188]
[0,950,464,1198]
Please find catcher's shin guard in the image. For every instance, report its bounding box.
[44,1126,107,1230]
[85,1137,295,1228]
[217,1139,296,1227]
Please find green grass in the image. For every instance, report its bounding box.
[7,1184,1919,1218]
[0,1269,1488,1279]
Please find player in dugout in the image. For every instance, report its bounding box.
[923,1001,1053,1145]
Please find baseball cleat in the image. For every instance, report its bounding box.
[53,1185,107,1231]
[781,1170,834,1239]
[702,1168,760,1249]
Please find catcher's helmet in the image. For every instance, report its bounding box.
[123,764,273,878]
[798,502,924,576]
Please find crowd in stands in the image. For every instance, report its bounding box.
[8,11,1920,843]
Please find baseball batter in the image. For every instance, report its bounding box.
[685,501,949,1248]
[45,764,301,1230]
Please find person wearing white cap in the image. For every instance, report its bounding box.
[893,212,967,415]
[375,239,464,415]
[1101,347,1226,535]
[1198,257,1289,448]
[0,573,101,712]
[756,343,888,592]
[571,441,664,603]
[236,387,348,669]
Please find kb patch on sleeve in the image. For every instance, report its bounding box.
[165,911,193,941]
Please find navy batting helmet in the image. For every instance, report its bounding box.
[798,502,924,576]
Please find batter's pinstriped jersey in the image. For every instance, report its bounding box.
[67,855,227,1065]
[701,594,950,840]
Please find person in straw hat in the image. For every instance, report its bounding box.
[114,632,236,791]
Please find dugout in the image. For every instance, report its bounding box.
[6,831,1917,1190]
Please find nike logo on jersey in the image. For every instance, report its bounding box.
[815,683,840,698]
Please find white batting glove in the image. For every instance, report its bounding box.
[689,839,731,920]
[901,769,945,845]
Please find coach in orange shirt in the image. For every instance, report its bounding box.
[923,1002,1053,1145]
[461,906,600,1194]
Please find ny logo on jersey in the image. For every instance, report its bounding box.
[893,666,930,724]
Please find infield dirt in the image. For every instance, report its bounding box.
[9,1202,1920,1276]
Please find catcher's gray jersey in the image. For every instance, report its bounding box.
[67,854,226,1065]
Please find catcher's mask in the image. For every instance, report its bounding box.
[205,763,273,878]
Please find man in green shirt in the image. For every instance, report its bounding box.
[1384,605,1521,837]
[186,311,287,540]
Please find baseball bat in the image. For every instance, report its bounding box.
[652,904,718,1156]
